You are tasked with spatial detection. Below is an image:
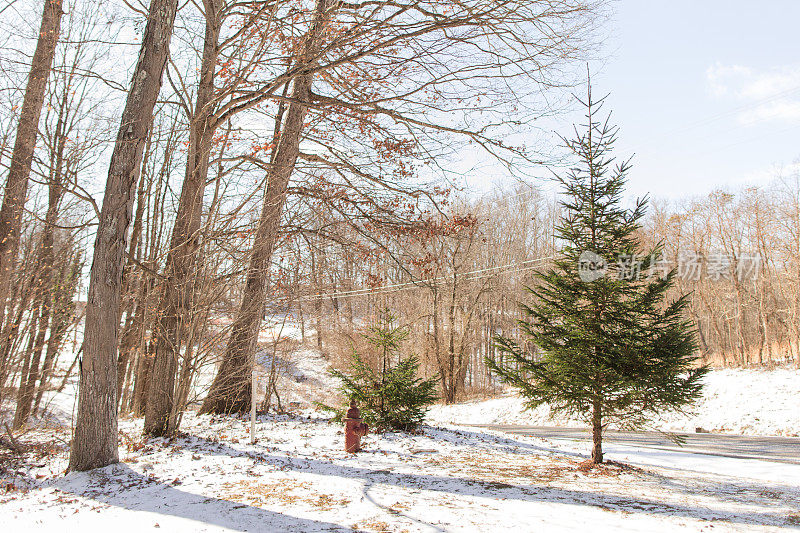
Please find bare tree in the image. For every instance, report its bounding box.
[69,0,179,472]
[201,0,335,414]
[0,0,63,318]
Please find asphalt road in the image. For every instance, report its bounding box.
[472,425,800,464]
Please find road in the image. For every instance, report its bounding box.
[473,425,800,464]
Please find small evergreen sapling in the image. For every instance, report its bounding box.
[487,86,708,464]
[330,311,438,432]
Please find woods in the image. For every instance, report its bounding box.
[0,0,797,475]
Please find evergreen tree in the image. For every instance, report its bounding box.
[330,310,438,432]
[487,86,708,464]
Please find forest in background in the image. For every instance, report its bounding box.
[295,177,800,407]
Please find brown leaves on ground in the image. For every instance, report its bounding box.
[0,427,64,493]
[423,449,646,488]
[353,519,404,533]
[578,460,648,476]
[118,430,147,452]
[220,479,350,510]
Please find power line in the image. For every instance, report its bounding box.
[297,255,555,302]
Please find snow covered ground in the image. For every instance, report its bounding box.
[428,368,800,437]
[3,325,799,532]
[3,412,799,532]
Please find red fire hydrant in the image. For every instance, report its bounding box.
[344,400,368,453]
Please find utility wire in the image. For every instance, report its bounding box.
[296,255,555,302]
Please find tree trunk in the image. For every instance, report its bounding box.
[0,0,63,318]
[131,340,156,416]
[0,243,37,398]
[145,2,221,437]
[14,309,38,420]
[591,397,603,464]
[13,256,52,428]
[116,134,151,407]
[116,309,137,404]
[447,271,458,402]
[69,0,178,472]
[201,75,313,414]
[13,301,47,429]
[33,117,77,415]
[121,263,154,414]
[311,247,323,351]
[34,298,72,414]
[432,288,449,403]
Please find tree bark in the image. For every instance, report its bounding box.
[122,264,156,415]
[69,0,178,472]
[591,397,603,464]
[116,134,152,407]
[0,0,63,319]
[15,310,39,427]
[0,249,36,399]
[33,263,75,415]
[12,208,57,428]
[131,339,155,416]
[310,246,324,351]
[13,109,67,428]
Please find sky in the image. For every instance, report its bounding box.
[465,0,800,201]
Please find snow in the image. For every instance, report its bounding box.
[3,412,800,532]
[427,368,800,437]
[257,346,342,409]
[253,319,341,409]
[3,326,800,532]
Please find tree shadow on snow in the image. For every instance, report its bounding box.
[51,463,350,532]
[422,425,587,458]
[429,425,800,510]
[182,432,799,530]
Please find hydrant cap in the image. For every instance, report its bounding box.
[346,399,360,419]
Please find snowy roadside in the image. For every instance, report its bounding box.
[427,368,800,437]
[2,412,800,532]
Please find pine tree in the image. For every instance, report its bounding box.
[487,85,708,464]
[330,310,438,432]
